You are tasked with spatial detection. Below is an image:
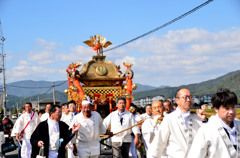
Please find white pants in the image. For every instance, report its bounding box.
[79,156,98,158]
[129,135,137,158]
[67,144,75,158]
[49,150,58,158]
[21,139,32,158]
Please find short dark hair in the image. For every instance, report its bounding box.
[173,103,178,107]
[211,88,238,109]
[49,105,61,116]
[145,104,151,108]
[130,103,137,109]
[163,100,171,106]
[25,102,32,107]
[175,88,188,98]
[67,100,76,107]
[116,97,126,104]
[38,110,45,115]
[61,103,67,107]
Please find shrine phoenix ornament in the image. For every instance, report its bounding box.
[83,35,112,56]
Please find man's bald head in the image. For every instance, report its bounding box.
[152,101,164,116]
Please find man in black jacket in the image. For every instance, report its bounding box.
[30,105,80,158]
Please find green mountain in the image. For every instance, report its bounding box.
[5,69,240,109]
[6,91,68,110]
[133,70,240,100]
[3,80,157,97]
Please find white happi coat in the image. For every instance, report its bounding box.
[187,116,240,158]
[11,117,21,137]
[148,109,202,158]
[62,112,77,158]
[72,111,106,157]
[40,112,49,122]
[138,113,154,121]
[62,112,75,126]
[15,111,39,158]
[15,111,39,139]
[142,115,161,150]
[103,110,140,144]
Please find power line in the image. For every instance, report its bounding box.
[104,0,214,53]
[55,80,67,87]
[6,84,51,89]
[40,86,53,96]
[5,80,67,89]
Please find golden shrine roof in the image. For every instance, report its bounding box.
[79,56,126,86]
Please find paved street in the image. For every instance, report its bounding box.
[5,149,17,158]
[4,144,113,158]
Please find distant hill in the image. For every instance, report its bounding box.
[133,70,240,101]
[2,81,158,109]
[4,80,158,97]
[4,69,240,109]
[5,91,68,110]
[132,83,157,92]
[4,80,68,97]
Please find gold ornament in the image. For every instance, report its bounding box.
[71,86,78,91]
[125,93,131,99]
[96,66,107,76]
[132,84,138,90]
[123,62,133,69]
[64,89,69,94]
[129,106,136,113]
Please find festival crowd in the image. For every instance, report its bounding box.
[11,88,239,158]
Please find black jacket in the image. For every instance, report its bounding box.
[30,120,75,158]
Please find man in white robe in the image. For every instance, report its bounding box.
[138,104,154,121]
[60,103,69,121]
[148,88,207,158]
[129,103,141,158]
[62,100,78,158]
[72,97,107,158]
[103,97,140,158]
[15,102,40,158]
[188,88,240,158]
[60,103,67,121]
[163,100,173,116]
[40,103,52,122]
[142,100,163,154]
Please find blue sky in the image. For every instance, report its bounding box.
[0,0,240,87]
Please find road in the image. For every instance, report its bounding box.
[5,149,17,158]
[4,144,112,158]
[4,118,113,158]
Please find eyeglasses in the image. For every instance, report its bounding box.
[177,95,192,101]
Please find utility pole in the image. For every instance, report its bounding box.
[38,90,39,111]
[16,102,18,112]
[53,82,56,105]
[0,20,6,117]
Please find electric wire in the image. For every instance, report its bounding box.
[104,0,214,53]
[5,80,67,89]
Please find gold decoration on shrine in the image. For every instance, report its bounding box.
[132,84,138,90]
[96,66,107,76]
[83,35,112,56]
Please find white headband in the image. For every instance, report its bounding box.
[82,96,95,105]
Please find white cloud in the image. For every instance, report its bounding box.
[5,28,240,87]
[28,50,55,65]
[122,28,240,86]
[36,38,60,51]
[57,45,90,63]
